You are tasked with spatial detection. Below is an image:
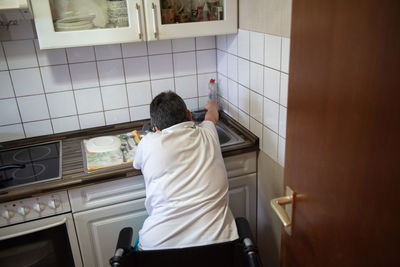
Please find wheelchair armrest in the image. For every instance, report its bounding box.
[235,217,263,267]
[110,227,133,267]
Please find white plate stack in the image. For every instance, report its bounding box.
[54,14,96,31]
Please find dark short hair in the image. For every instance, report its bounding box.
[150,91,189,130]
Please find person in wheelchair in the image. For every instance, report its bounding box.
[133,91,238,250]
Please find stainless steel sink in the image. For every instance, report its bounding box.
[216,122,245,147]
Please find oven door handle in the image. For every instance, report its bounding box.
[0,217,67,241]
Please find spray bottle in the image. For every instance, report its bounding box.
[208,78,217,100]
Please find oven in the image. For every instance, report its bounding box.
[0,192,83,267]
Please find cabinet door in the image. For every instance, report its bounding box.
[228,173,257,237]
[73,198,148,267]
[144,0,237,41]
[31,0,146,49]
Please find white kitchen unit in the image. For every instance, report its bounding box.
[225,152,257,235]
[30,0,237,49]
[69,151,256,267]
[69,176,147,267]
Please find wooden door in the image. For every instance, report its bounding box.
[282,0,400,266]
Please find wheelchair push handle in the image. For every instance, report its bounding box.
[110,227,133,267]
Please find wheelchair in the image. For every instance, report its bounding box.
[110,217,263,267]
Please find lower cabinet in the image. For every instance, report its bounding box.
[73,198,147,267]
[228,173,257,237]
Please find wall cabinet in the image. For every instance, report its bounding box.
[31,0,237,49]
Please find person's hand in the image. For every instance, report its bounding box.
[204,100,218,112]
[204,100,219,125]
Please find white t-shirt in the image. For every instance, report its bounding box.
[133,120,238,250]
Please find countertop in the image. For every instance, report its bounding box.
[0,112,259,202]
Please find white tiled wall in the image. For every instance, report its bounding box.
[216,30,290,167]
[0,22,216,142]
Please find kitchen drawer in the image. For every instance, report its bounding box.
[68,176,145,213]
[224,152,257,178]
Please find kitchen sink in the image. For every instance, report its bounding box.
[216,122,245,147]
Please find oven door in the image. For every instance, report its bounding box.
[0,213,82,267]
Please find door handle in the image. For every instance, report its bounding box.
[271,186,295,235]
[151,2,158,39]
[135,3,143,40]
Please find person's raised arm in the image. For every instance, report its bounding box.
[204,100,219,126]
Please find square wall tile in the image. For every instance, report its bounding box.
[217,74,228,99]
[175,75,198,99]
[101,84,128,110]
[66,46,95,63]
[198,96,209,109]
[149,54,173,80]
[172,38,195,52]
[238,109,250,129]
[278,136,286,167]
[151,78,174,97]
[238,58,250,88]
[264,67,280,102]
[196,36,216,50]
[263,97,279,133]
[198,73,216,97]
[11,68,44,96]
[0,98,21,125]
[105,108,130,125]
[127,81,152,106]
[173,52,196,77]
[0,45,8,70]
[97,59,125,86]
[229,103,239,121]
[237,29,250,59]
[228,79,238,106]
[250,117,263,150]
[280,73,289,107]
[184,98,198,110]
[69,62,99,89]
[129,105,150,121]
[250,31,264,64]
[148,40,172,55]
[124,56,150,83]
[6,19,34,40]
[226,34,238,55]
[281,37,290,73]
[79,112,105,129]
[24,120,53,138]
[122,42,148,58]
[227,54,238,81]
[17,95,49,122]
[74,88,103,114]
[250,62,264,95]
[46,91,77,118]
[220,98,229,113]
[217,50,228,76]
[0,124,25,142]
[34,40,67,66]
[0,71,14,98]
[263,126,278,161]
[52,116,80,133]
[250,91,263,123]
[279,105,287,138]
[196,49,216,74]
[3,40,38,69]
[216,35,227,51]
[95,44,122,60]
[238,84,249,113]
[41,65,72,93]
[264,34,281,70]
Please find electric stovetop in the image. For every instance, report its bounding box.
[0,141,62,190]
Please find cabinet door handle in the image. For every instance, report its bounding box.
[151,2,158,38]
[135,3,143,40]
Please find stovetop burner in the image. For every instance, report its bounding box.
[0,141,62,190]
